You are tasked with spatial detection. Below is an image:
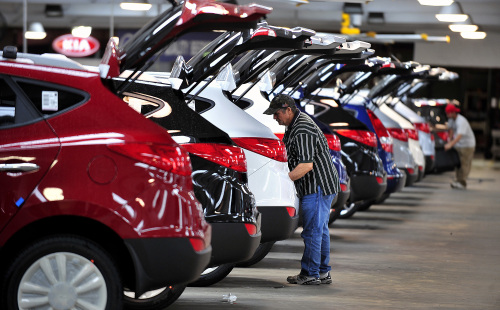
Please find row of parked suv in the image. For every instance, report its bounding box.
[0,0,459,309]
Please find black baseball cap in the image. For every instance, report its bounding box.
[263,94,295,115]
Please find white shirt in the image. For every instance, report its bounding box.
[448,114,476,148]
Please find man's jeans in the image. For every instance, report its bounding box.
[300,186,336,278]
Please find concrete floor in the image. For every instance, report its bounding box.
[169,158,500,310]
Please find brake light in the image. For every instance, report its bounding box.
[376,176,383,184]
[108,143,192,176]
[335,129,377,148]
[324,133,341,151]
[244,223,257,235]
[286,207,296,217]
[407,167,415,175]
[436,131,449,142]
[367,109,393,153]
[189,238,206,252]
[232,137,287,162]
[406,129,419,140]
[387,128,408,142]
[418,165,423,172]
[182,143,247,172]
[414,122,431,134]
[340,183,348,191]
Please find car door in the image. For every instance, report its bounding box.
[0,76,60,231]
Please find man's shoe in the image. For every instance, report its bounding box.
[450,181,465,190]
[319,271,332,284]
[287,274,320,285]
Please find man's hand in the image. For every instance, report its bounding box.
[288,162,313,181]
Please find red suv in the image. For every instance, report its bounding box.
[0,46,211,309]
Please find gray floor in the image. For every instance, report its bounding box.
[169,158,500,310]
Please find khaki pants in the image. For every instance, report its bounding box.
[455,147,475,187]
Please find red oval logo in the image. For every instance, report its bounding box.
[52,34,100,57]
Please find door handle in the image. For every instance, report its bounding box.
[0,163,40,172]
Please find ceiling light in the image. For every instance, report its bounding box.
[460,31,487,39]
[449,21,478,32]
[418,0,454,6]
[72,26,92,38]
[120,0,152,11]
[435,2,468,22]
[25,22,46,40]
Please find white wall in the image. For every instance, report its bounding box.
[414,30,500,69]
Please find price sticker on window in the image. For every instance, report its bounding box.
[42,91,59,111]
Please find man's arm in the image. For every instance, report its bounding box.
[445,133,462,150]
[289,162,313,181]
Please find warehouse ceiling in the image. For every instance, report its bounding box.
[0,0,499,42]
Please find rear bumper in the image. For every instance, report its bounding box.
[350,174,387,202]
[425,155,435,173]
[258,206,299,243]
[209,222,261,266]
[402,167,419,186]
[124,237,211,296]
[385,172,406,194]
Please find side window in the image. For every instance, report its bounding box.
[0,78,16,127]
[16,80,87,117]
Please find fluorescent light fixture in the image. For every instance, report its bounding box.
[72,26,92,38]
[418,0,454,6]
[120,0,152,11]
[435,2,468,22]
[25,22,47,40]
[449,23,478,32]
[460,31,487,39]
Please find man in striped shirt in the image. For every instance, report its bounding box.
[264,94,339,285]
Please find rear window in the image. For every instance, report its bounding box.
[15,79,88,117]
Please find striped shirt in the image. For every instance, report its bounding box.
[283,111,340,198]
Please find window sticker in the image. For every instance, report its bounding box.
[42,91,59,111]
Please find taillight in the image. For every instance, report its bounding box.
[182,143,247,172]
[367,110,393,153]
[436,131,449,142]
[375,176,383,184]
[335,129,377,148]
[414,122,431,134]
[407,167,415,175]
[340,183,348,191]
[324,133,341,151]
[244,223,257,235]
[189,238,206,252]
[406,129,419,140]
[286,207,296,217]
[251,27,277,38]
[108,143,192,176]
[418,165,423,172]
[387,128,408,142]
[232,137,287,162]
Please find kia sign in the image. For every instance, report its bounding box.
[52,34,100,57]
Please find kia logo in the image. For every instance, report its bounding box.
[52,34,100,57]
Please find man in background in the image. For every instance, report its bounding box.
[444,102,476,189]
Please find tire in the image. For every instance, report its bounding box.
[236,242,275,267]
[123,285,186,310]
[338,201,360,219]
[356,200,374,211]
[188,263,235,287]
[1,235,122,310]
[329,205,343,225]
